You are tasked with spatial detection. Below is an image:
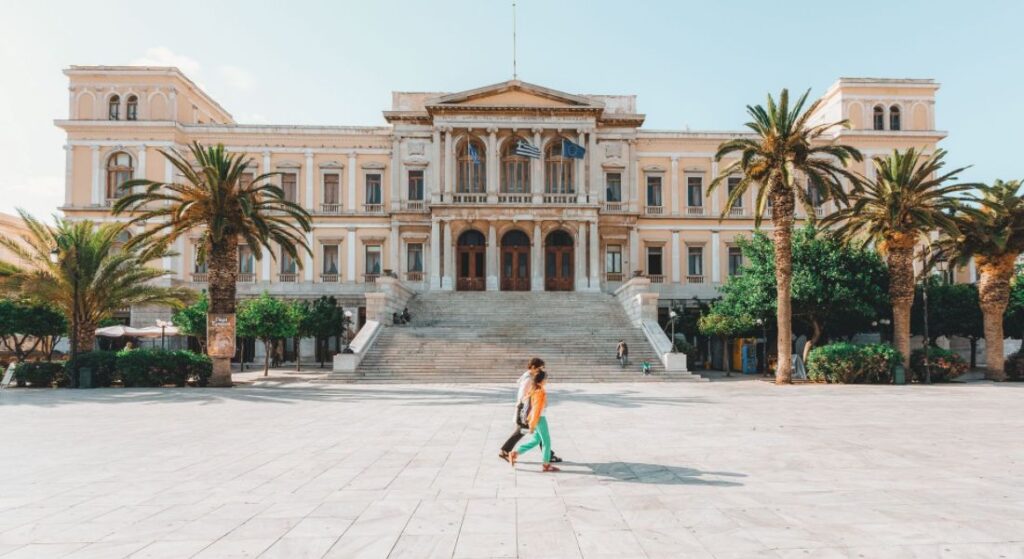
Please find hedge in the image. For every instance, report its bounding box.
[1005,352,1024,381]
[910,347,968,382]
[117,349,212,387]
[806,342,902,384]
[13,362,69,388]
[67,350,118,387]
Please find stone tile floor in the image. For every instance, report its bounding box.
[0,378,1022,558]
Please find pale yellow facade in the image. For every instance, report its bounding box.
[57,66,970,321]
[0,212,33,269]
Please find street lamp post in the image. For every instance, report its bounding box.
[755,317,767,376]
[155,319,171,350]
[669,310,677,353]
[343,310,354,352]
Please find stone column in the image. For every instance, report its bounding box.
[430,219,441,289]
[629,226,640,276]
[626,140,638,212]
[589,219,600,290]
[487,127,498,203]
[486,222,498,290]
[175,237,186,281]
[670,156,679,216]
[262,151,272,179]
[576,130,585,203]
[576,221,588,291]
[444,129,454,201]
[588,131,599,203]
[64,145,73,206]
[711,230,721,284]
[137,145,147,181]
[430,128,442,203]
[390,138,401,210]
[304,231,314,281]
[389,222,400,277]
[710,159,719,216]
[532,221,543,291]
[532,128,544,204]
[347,153,357,210]
[91,145,100,205]
[671,230,681,284]
[304,150,315,211]
[442,221,454,290]
[346,227,357,282]
[260,243,271,283]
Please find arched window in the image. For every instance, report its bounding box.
[108,95,121,120]
[457,229,486,246]
[501,137,531,193]
[106,152,133,202]
[456,137,486,193]
[126,95,138,121]
[545,229,574,247]
[872,105,884,130]
[501,229,530,247]
[544,138,575,194]
[889,105,901,131]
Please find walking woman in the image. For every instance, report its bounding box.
[510,369,559,472]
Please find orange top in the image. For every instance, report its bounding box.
[527,385,546,430]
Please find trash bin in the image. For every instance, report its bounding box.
[893,365,905,385]
[78,367,92,389]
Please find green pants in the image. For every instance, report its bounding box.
[517,416,551,464]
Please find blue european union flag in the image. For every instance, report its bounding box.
[562,139,586,159]
[468,143,481,165]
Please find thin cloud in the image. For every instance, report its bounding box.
[131,47,201,76]
[220,65,255,91]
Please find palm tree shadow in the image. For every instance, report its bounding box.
[564,461,745,486]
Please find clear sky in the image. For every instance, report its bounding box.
[2,0,1022,221]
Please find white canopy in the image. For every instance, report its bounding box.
[94,325,181,338]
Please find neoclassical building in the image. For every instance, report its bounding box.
[57,66,959,328]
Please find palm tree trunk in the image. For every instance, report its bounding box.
[977,254,1016,381]
[75,321,97,355]
[884,237,916,371]
[206,236,238,387]
[771,184,795,384]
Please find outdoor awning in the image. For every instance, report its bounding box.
[94,325,181,338]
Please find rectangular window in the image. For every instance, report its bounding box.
[323,173,340,205]
[280,248,297,274]
[365,174,382,205]
[606,173,622,202]
[807,180,823,207]
[687,176,703,207]
[238,245,254,274]
[322,245,339,274]
[727,177,743,207]
[193,245,207,273]
[728,246,743,276]
[688,246,704,276]
[240,172,254,190]
[606,245,622,274]
[647,247,663,276]
[365,245,382,275]
[281,172,298,203]
[408,170,424,201]
[646,176,663,207]
[407,243,424,273]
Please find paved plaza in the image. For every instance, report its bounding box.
[1,377,1022,559]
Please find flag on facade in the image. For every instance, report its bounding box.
[514,139,542,159]
[562,139,586,159]
[468,143,481,165]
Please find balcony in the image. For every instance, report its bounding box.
[402,200,428,212]
[605,272,623,282]
[648,274,665,284]
[451,193,487,204]
[320,273,340,283]
[497,193,531,204]
[813,206,825,218]
[543,193,577,204]
[405,271,424,282]
[278,273,298,283]
[604,202,626,213]
[238,272,255,283]
[363,273,379,284]
[687,275,705,284]
[362,203,385,214]
[644,205,664,216]
[728,207,747,218]
[320,203,343,214]
[104,198,121,208]
[190,273,208,283]
[686,206,708,217]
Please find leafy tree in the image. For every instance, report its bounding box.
[932,179,1024,379]
[299,296,349,368]
[911,278,984,366]
[0,210,192,358]
[237,293,297,376]
[0,299,67,362]
[823,149,976,371]
[710,88,862,383]
[172,291,209,353]
[112,143,312,387]
[1003,274,1024,341]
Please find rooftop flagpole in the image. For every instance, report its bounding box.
[512,1,518,80]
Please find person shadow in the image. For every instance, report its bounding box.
[560,461,746,487]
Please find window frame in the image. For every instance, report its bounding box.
[686,175,704,207]
[646,246,664,276]
[407,169,425,201]
[687,245,704,277]
[407,243,424,273]
[727,246,743,277]
[365,173,383,205]
[605,172,622,202]
[645,175,663,207]
[322,244,340,275]
[365,244,382,275]
[322,171,341,206]
[605,244,622,274]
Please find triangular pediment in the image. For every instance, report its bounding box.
[427,80,602,110]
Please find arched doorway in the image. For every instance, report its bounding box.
[545,229,574,291]
[456,229,486,291]
[500,230,531,291]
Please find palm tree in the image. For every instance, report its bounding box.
[710,89,862,383]
[112,142,311,387]
[823,148,976,372]
[0,210,192,356]
[933,179,1024,380]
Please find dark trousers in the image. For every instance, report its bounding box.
[500,424,548,454]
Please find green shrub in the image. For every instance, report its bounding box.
[910,347,969,382]
[1005,352,1024,381]
[673,340,699,369]
[806,342,901,384]
[13,362,68,388]
[67,351,118,387]
[116,349,212,387]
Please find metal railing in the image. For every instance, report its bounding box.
[320,203,343,214]
[813,206,825,218]
[451,193,487,204]
[191,273,208,283]
[604,202,626,213]
[278,273,298,283]
[644,205,664,216]
[728,207,746,218]
[362,203,384,214]
[402,200,427,211]
[405,271,424,282]
[686,206,708,216]
[648,274,665,284]
[497,193,531,204]
[363,273,379,284]
[237,272,255,283]
[320,273,339,283]
[543,193,577,204]
[605,272,623,282]
[687,275,705,284]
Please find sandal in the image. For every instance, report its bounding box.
[542,464,561,472]
[509,451,518,467]
[498,451,510,463]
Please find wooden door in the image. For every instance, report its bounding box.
[545,246,574,291]
[501,246,530,291]
[457,246,486,291]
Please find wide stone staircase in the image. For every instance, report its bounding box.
[335,291,703,383]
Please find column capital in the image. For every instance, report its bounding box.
[486,126,499,134]
[90,145,100,152]
[531,127,543,134]
[304,149,314,157]
[671,155,679,163]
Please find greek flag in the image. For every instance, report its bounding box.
[468,143,481,165]
[562,139,586,159]
[514,139,541,159]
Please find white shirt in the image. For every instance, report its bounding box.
[514,371,532,422]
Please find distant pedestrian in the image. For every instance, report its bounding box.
[499,358,561,464]
[617,340,629,368]
[509,369,559,472]
[401,307,412,323]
